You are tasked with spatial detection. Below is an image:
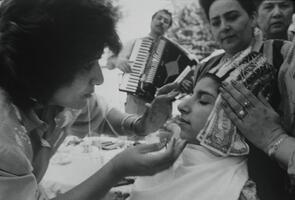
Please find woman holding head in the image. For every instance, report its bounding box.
[128,69,266,200]
[0,0,187,199]
[195,0,294,199]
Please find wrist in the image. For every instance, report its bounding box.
[266,134,289,157]
[272,136,295,168]
[133,116,147,136]
[121,114,137,135]
[261,127,286,153]
[108,155,127,179]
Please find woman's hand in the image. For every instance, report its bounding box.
[157,122,181,144]
[179,78,194,94]
[110,138,186,177]
[138,82,180,134]
[115,57,133,73]
[220,81,285,153]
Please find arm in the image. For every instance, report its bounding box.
[106,40,135,73]
[52,160,121,200]
[53,137,186,200]
[273,136,295,168]
[105,82,180,137]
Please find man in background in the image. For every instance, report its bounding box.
[107,9,173,115]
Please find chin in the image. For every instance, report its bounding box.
[180,131,194,141]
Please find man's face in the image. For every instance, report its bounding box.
[150,11,172,36]
[257,0,294,39]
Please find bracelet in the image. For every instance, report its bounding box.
[120,114,137,133]
[40,138,52,149]
[267,134,288,157]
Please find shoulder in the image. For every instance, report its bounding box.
[194,50,224,83]
[200,49,225,63]
[0,89,33,175]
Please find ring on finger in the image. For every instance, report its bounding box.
[238,109,247,119]
[243,100,251,108]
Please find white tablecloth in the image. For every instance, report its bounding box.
[41,136,132,198]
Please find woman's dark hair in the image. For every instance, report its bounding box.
[0,0,122,111]
[199,0,256,20]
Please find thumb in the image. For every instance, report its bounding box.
[156,82,179,96]
[166,138,187,157]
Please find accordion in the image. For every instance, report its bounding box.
[119,36,197,101]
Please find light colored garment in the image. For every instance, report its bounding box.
[0,90,110,200]
[0,89,48,200]
[129,144,248,200]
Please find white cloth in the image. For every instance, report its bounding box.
[129,144,248,200]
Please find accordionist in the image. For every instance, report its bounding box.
[107,9,196,115]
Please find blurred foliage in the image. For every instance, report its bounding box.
[167,2,219,60]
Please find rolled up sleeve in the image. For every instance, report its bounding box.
[0,145,48,200]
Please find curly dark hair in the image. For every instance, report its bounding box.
[199,0,256,20]
[0,0,122,111]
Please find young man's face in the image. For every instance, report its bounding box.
[177,77,219,144]
[257,0,294,39]
[150,11,172,36]
[49,60,103,109]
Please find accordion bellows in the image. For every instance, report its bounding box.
[119,36,197,101]
[197,50,277,156]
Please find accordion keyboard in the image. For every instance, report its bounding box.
[144,39,166,84]
[119,38,153,93]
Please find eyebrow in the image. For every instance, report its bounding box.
[210,10,237,21]
[197,90,217,98]
[263,1,289,5]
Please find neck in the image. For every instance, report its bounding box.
[149,31,163,40]
[264,31,288,40]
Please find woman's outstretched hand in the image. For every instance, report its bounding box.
[220,81,285,153]
[138,82,180,134]
[110,138,187,178]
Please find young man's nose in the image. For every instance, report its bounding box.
[177,95,192,114]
